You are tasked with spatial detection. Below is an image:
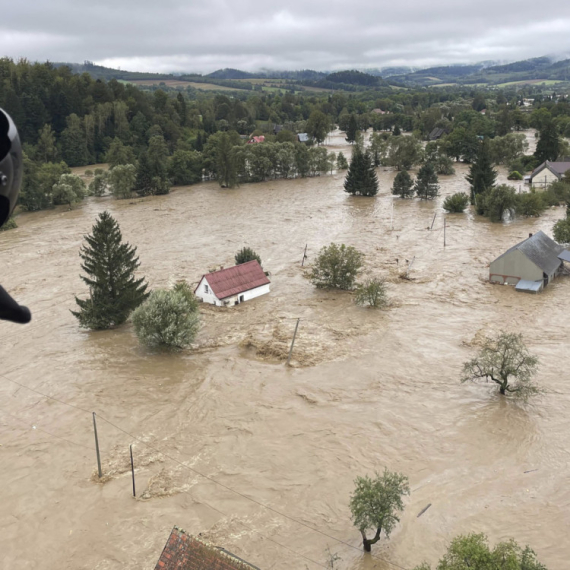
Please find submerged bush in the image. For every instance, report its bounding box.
[310,243,363,290]
[443,192,469,213]
[235,247,262,266]
[0,217,17,231]
[507,171,523,180]
[354,278,387,308]
[132,284,200,349]
[516,192,547,217]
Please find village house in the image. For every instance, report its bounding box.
[428,127,447,141]
[155,527,260,570]
[530,159,570,188]
[195,260,270,306]
[297,133,310,143]
[489,230,568,293]
[247,135,265,144]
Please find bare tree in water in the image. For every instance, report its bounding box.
[462,332,541,399]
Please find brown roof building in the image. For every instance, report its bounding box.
[155,527,260,570]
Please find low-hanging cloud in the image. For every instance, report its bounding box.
[2,0,570,73]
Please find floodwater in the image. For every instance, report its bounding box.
[1,131,569,570]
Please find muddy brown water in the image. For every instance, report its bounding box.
[1,131,569,570]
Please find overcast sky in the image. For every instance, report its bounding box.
[2,0,570,74]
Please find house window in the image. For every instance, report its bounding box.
[204,284,209,293]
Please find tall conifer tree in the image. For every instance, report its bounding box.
[466,139,497,203]
[414,162,439,200]
[72,212,148,329]
[344,149,379,196]
[346,114,358,144]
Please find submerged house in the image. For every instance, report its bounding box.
[530,159,570,188]
[489,231,568,293]
[155,527,260,570]
[195,260,270,306]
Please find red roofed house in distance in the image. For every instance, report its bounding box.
[194,260,270,307]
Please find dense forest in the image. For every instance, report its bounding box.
[1,57,570,214]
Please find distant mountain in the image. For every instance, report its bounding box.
[326,70,380,86]
[390,55,570,86]
[207,68,255,80]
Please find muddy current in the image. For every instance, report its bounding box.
[1,130,569,570]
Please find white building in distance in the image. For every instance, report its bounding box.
[195,260,270,306]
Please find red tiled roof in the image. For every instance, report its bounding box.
[155,527,259,570]
[200,260,270,300]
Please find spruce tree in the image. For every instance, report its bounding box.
[72,212,149,330]
[466,139,497,203]
[392,170,414,198]
[535,121,561,163]
[393,124,401,136]
[344,149,379,196]
[345,114,358,144]
[414,162,439,200]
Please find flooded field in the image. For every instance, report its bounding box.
[1,133,569,570]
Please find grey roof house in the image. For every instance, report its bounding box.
[489,231,568,293]
[530,160,570,188]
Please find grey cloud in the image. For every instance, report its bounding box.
[1,0,570,72]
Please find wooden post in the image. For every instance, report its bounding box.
[301,244,308,267]
[430,212,437,230]
[286,319,300,366]
[130,444,136,497]
[92,412,102,479]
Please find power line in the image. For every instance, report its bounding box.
[0,371,409,569]
[0,409,95,452]
[0,372,93,415]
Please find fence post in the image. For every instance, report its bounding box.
[130,444,136,497]
[92,412,102,479]
[287,319,301,366]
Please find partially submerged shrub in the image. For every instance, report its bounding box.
[0,217,17,231]
[235,247,262,266]
[507,170,523,180]
[354,278,387,308]
[443,192,469,213]
[132,284,200,349]
[310,243,363,290]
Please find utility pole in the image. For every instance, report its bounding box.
[444,217,447,248]
[301,244,308,267]
[287,319,301,366]
[92,412,102,479]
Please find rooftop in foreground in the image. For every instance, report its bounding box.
[155,527,260,570]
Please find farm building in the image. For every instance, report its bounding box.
[154,527,260,570]
[489,231,568,292]
[530,159,570,188]
[297,133,310,143]
[195,260,270,306]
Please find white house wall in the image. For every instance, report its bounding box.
[532,168,559,189]
[195,277,221,305]
[222,284,271,306]
[195,279,270,306]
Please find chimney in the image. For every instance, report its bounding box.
[529,233,533,238]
